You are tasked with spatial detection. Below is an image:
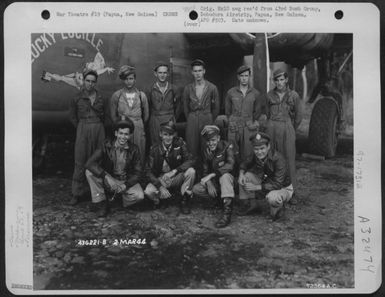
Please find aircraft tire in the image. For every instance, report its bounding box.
[308,97,339,158]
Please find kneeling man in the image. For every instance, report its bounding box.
[144,120,195,214]
[238,132,293,220]
[85,118,144,217]
[193,125,235,228]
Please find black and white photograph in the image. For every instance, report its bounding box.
[30,32,356,290]
[4,2,381,295]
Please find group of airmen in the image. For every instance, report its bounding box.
[68,58,303,228]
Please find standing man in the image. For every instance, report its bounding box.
[68,69,106,205]
[183,59,220,158]
[110,65,149,165]
[238,132,293,220]
[144,120,196,214]
[192,125,235,228]
[225,65,264,161]
[147,61,181,145]
[265,69,303,194]
[85,118,144,217]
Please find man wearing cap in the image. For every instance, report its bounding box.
[238,132,293,220]
[264,69,303,195]
[147,61,181,146]
[68,69,106,205]
[110,65,149,165]
[225,65,264,161]
[182,59,220,158]
[85,118,144,217]
[192,125,235,228]
[144,120,195,214]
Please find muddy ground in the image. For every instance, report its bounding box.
[32,136,354,290]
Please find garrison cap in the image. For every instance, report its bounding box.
[273,69,287,79]
[191,59,206,68]
[119,65,136,79]
[114,116,135,133]
[237,65,251,75]
[82,69,98,80]
[201,125,220,140]
[160,119,177,134]
[249,132,270,146]
[154,61,169,71]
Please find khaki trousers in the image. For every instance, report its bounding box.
[238,172,294,214]
[85,170,144,207]
[192,173,235,198]
[72,121,105,197]
[144,168,196,201]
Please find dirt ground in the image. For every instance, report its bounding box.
[32,136,354,290]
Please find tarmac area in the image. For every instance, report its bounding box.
[32,135,354,290]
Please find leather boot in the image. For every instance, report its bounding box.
[89,202,98,212]
[288,193,298,205]
[210,197,222,214]
[68,195,80,206]
[151,193,161,210]
[271,204,285,221]
[97,200,109,218]
[237,198,259,216]
[236,199,250,215]
[215,198,233,228]
[180,193,192,214]
[159,199,170,210]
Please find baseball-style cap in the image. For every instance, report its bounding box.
[191,59,206,68]
[237,65,251,75]
[154,61,169,71]
[273,69,287,79]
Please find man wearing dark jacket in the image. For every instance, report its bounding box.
[85,118,144,217]
[144,120,195,214]
[238,132,294,220]
[192,125,235,228]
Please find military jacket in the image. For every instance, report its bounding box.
[224,86,262,121]
[182,80,220,119]
[146,137,195,187]
[85,139,142,189]
[69,89,105,127]
[147,83,182,119]
[265,87,303,129]
[240,150,291,192]
[202,140,235,177]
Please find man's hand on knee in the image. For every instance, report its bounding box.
[104,174,119,192]
[116,184,126,194]
[160,175,172,188]
[244,182,262,192]
[206,180,218,198]
[159,186,172,199]
[238,172,247,186]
